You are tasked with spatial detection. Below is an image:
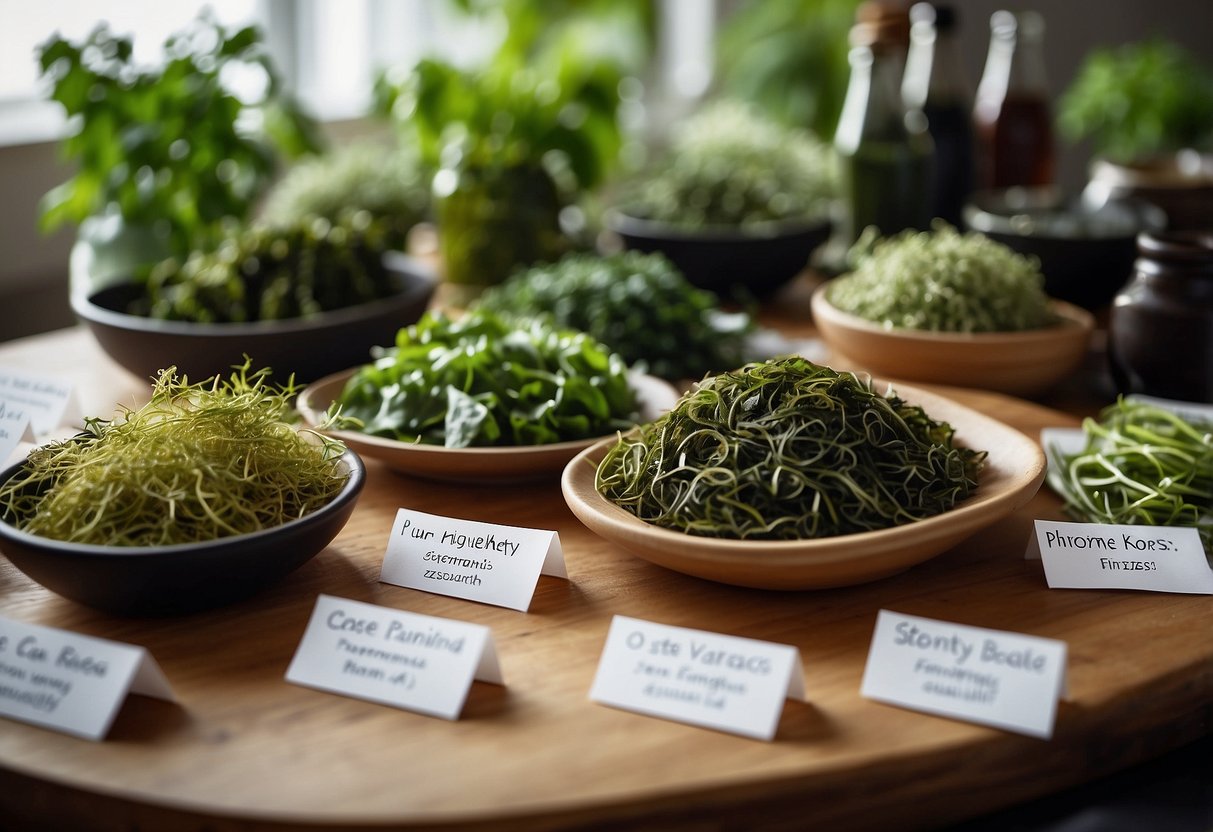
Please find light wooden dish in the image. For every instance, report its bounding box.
[561,382,1045,589]
[810,284,1095,397]
[298,368,680,483]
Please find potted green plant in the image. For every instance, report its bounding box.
[606,99,838,298]
[374,3,642,302]
[36,13,320,293]
[1058,38,1213,229]
[375,55,625,304]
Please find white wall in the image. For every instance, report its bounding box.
[0,140,75,340]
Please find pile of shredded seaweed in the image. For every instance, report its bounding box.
[827,224,1053,333]
[595,357,986,540]
[0,363,348,547]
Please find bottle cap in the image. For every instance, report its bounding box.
[991,9,1044,40]
[910,3,958,31]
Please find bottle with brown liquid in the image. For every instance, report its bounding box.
[973,10,1054,189]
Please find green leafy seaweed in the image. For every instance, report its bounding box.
[477,251,754,380]
[137,215,400,323]
[333,309,638,448]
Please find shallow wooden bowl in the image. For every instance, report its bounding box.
[810,285,1095,397]
[299,369,680,484]
[561,382,1045,590]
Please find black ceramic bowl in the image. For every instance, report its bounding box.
[605,211,831,298]
[72,252,436,384]
[964,188,1166,311]
[0,448,365,616]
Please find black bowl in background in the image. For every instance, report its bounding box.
[964,188,1167,311]
[1084,152,1213,231]
[605,211,831,299]
[0,448,365,616]
[72,252,436,384]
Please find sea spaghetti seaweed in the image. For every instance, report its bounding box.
[0,363,348,547]
[1047,398,1213,554]
[595,358,986,540]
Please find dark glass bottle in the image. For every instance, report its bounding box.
[1108,232,1213,403]
[902,3,973,226]
[834,2,934,250]
[973,10,1054,189]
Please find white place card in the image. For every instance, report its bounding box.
[0,616,175,741]
[285,594,503,720]
[380,508,567,611]
[0,367,79,436]
[0,400,35,465]
[589,615,806,741]
[861,610,1067,740]
[1027,519,1213,594]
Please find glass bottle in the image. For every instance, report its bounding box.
[834,2,934,250]
[902,3,973,226]
[973,10,1054,189]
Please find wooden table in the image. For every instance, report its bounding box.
[0,309,1209,831]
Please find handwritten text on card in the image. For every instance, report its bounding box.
[590,615,805,741]
[861,610,1067,739]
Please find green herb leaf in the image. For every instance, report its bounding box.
[478,250,755,379]
[334,309,638,447]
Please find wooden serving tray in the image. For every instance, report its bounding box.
[0,328,1209,831]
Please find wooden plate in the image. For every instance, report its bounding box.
[561,382,1046,589]
[810,284,1095,397]
[298,368,680,483]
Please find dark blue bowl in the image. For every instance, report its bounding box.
[72,252,435,384]
[606,211,831,299]
[0,448,365,616]
[964,188,1167,311]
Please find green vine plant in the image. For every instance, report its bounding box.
[37,12,322,261]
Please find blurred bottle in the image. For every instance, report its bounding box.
[834,1,934,250]
[973,10,1054,189]
[903,3,973,226]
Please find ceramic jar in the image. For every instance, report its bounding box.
[1108,231,1213,402]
